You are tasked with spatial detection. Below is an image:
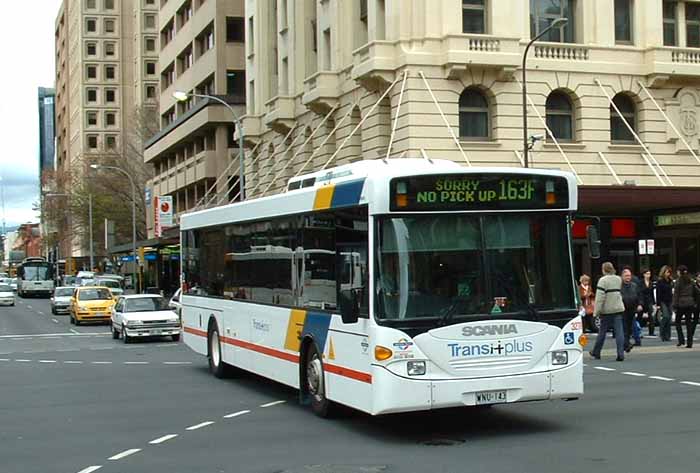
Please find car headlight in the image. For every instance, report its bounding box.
[407,361,426,376]
[126,319,142,327]
[78,306,89,312]
[552,351,569,365]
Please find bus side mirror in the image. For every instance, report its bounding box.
[586,225,601,260]
[339,289,360,324]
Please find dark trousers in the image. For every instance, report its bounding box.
[642,303,655,335]
[659,303,672,341]
[686,309,699,348]
[591,313,625,360]
[623,308,637,349]
[676,307,693,345]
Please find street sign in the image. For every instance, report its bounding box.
[646,239,655,255]
[638,239,647,255]
[154,195,173,237]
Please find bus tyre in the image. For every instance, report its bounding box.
[305,344,333,418]
[208,324,230,378]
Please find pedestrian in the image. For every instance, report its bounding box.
[621,268,642,350]
[579,274,596,333]
[690,273,700,348]
[589,262,626,362]
[656,265,674,342]
[672,265,695,347]
[639,268,656,336]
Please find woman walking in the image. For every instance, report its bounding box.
[589,262,626,362]
[673,265,696,347]
[690,273,700,348]
[579,274,595,333]
[657,265,674,342]
[639,268,656,336]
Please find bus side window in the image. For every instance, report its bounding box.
[336,207,369,318]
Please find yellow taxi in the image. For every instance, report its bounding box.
[70,286,116,325]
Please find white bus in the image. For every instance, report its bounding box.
[17,257,54,298]
[181,159,586,416]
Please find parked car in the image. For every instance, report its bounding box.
[61,276,78,287]
[9,278,17,292]
[94,278,124,298]
[0,284,15,306]
[111,294,180,343]
[169,288,182,325]
[51,286,75,315]
[70,286,116,325]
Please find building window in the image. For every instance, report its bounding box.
[226,70,245,98]
[177,47,193,74]
[105,135,117,150]
[145,0,155,5]
[105,89,116,103]
[105,42,116,56]
[687,3,700,47]
[87,0,96,9]
[663,1,677,46]
[529,0,575,43]
[87,135,98,149]
[610,93,636,143]
[146,61,156,75]
[177,1,193,28]
[458,88,489,139]
[145,14,156,29]
[105,112,116,126]
[86,42,97,56]
[196,23,215,56]
[87,111,98,127]
[87,88,98,103]
[545,91,574,141]
[86,18,97,33]
[462,0,486,34]
[105,65,116,80]
[104,0,115,10]
[614,0,632,44]
[146,85,157,99]
[145,37,156,51]
[161,63,175,88]
[226,17,244,42]
[105,19,116,33]
[248,17,255,51]
[86,65,97,80]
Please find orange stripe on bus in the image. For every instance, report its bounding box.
[324,363,373,384]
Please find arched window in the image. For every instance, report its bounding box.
[545,91,574,141]
[610,93,636,142]
[459,88,489,139]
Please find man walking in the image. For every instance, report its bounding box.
[590,262,626,362]
[621,268,643,350]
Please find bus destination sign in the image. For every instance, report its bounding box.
[390,174,569,211]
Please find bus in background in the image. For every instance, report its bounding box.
[17,257,54,298]
[180,159,589,417]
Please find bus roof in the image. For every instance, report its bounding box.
[181,159,578,231]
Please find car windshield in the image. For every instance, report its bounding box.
[376,213,576,322]
[0,285,12,292]
[79,288,112,301]
[125,297,168,312]
[98,280,120,289]
[55,288,74,297]
[22,265,51,281]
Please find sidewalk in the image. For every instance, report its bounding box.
[586,332,699,356]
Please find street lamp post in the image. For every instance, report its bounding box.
[522,17,568,168]
[46,192,93,272]
[173,91,245,201]
[90,164,137,291]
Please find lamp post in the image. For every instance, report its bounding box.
[522,17,568,168]
[173,91,246,201]
[90,164,137,291]
[46,192,93,273]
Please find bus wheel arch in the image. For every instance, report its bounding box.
[299,336,333,417]
[207,316,230,378]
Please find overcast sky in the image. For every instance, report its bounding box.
[0,0,63,229]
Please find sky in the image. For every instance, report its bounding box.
[0,0,63,229]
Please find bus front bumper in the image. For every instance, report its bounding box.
[371,357,583,415]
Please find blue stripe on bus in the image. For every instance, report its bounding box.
[330,179,365,208]
[301,311,332,351]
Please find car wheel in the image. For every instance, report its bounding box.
[111,323,119,340]
[69,313,75,325]
[172,334,181,342]
[207,324,231,378]
[305,343,334,418]
[123,327,130,344]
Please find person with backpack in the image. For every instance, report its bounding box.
[589,262,626,362]
[673,265,696,347]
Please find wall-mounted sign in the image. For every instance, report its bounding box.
[647,239,655,255]
[655,212,700,227]
[154,195,173,237]
[638,240,647,255]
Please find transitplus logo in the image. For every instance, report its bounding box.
[448,340,533,358]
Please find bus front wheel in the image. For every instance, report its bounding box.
[305,344,333,418]
[207,323,232,378]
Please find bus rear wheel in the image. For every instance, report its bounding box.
[305,344,333,418]
[208,324,231,378]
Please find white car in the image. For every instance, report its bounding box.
[0,283,16,306]
[51,286,75,315]
[94,278,124,297]
[168,288,182,314]
[111,295,181,343]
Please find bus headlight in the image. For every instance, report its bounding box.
[407,361,426,376]
[552,351,568,365]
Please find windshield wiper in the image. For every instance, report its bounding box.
[438,296,464,327]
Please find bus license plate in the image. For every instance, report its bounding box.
[475,390,507,405]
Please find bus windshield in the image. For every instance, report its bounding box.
[376,213,576,322]
[21,265,51,281]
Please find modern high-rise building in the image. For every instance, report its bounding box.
[38,87,56,180]
[143,0,246,237]
[238,0,700,277]
[53,0,159,264]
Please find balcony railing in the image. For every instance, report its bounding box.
[671,48,700,64]
[302,71,341,113]
[534,43,590,61]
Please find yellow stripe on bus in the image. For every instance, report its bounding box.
[313,185,335,210]
[284,309,307,352]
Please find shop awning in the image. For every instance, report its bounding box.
[578,186,700,215]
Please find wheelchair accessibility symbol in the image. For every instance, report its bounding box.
[564,332,575,345]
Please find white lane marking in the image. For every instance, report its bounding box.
[593,367,616,372]
[76,466,102,473]
[680,381,700,387]
[163,361,192,365]
[0,358,9,361]
[11,338,28,341]
[185,421,215,431]
[91,361,112,364]
[52,319,59,324]
[57,348,80,352]
[15,359,32,362]
[622,372,647,377]
[0,332,109,339]
[223,410,251,419]
[649,376,675,381]
[108,448,141,460]
[37,311,44,315]
[149,434,178,445]
[260,400,286,408]
[70,329,80,334]
[26,306,33,309]
[64,361,83,364]
[38,360,57,363]
[124,361,149,365]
